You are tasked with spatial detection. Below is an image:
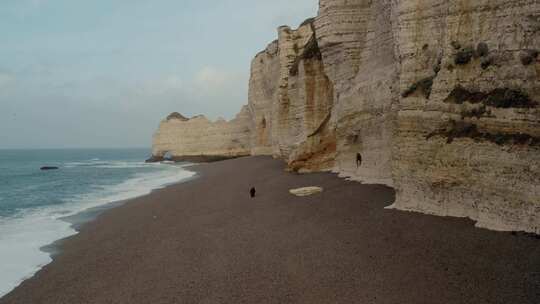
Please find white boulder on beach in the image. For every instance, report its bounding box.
[289,186,323,197]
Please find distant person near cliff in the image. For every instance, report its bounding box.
[356,153,362,168]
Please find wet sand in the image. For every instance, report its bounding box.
[1,156,539,303]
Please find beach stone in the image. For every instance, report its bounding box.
[289,186,323,197]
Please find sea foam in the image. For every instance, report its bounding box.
[0,162,195,297]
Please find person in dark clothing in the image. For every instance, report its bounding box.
[356,153,362,168]
[250,187,256,198]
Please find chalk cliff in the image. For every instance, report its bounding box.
[248,21,336,172]
[389,0,540,233]
[151,106,251,162]
[152,0,540,233]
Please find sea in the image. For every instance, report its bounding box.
[0,148,195,297]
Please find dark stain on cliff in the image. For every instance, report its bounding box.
[426,120,540,146]
[485,89,537,108]
[475,43,489,58]
[402,76,435,99]
[307,112,332,138]
[444,86,538,108]
[290,35,322,76]
[445,86,486,104]
[480,56,493,69]
[433,56,442,73]
[451,41,462,50]
[520,49,539,65]
[460,106,487,119]
[454,46,475,65]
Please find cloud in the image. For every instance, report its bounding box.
[194,66,231,89]
[129,68,239,101]
[0,0,317,148]
[135,75,184,96]
[270,2,318,28]
[192,66,247,99]
[164,75,183,90]
[4,0,49,18]
[29,0,46,9]
[0,72,14,88]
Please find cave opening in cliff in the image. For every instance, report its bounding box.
[163,151,173,161]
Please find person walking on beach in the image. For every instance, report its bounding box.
[356,152,362,168]
[250,187,256,198]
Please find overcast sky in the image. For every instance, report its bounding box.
[0,0,318,149]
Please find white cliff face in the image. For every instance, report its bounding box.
[249,21,336,172]
[248,40,280,156]
[152,0,540,233]
[390,0,540,233]
[315,0,398,186]
[151,106,251,161]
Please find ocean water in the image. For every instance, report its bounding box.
[0,149,195,297]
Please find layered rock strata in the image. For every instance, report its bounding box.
[390,0,540,233]
[151,0,539,233]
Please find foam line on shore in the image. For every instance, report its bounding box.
[0,164,196,297]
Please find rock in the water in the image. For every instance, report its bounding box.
[289,187,323,197]
[145,155,164,163]
[40,166,59,171]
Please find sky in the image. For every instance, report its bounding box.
[0,0,318,149]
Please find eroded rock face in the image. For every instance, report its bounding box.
[151,106,251,161]
[248,40,280,156]
[248,21,336,172]
[316,0,398,186]
[249,0,539,233]
[390,0,540,233]
[151,0,540,233]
